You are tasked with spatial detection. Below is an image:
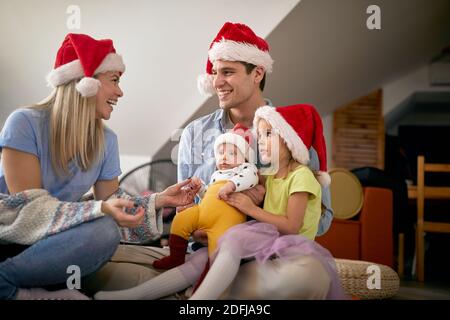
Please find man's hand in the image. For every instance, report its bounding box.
[241,184,265,206]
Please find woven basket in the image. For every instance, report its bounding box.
[335,259,400,299]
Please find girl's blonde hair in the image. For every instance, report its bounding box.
[30,80,104,175]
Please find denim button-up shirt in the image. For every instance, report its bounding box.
[177,105,333,236]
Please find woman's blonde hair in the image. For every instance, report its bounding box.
[30,80,104,175]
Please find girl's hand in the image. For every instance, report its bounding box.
[102,199,145,228]
[225,192,257,216]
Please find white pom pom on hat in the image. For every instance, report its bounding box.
[75,77,102,97]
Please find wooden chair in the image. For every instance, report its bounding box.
[416,155,450,281]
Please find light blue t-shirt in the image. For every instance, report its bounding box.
[0,108,121,201]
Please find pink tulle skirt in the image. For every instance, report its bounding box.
[215,220,349,300]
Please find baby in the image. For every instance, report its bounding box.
[153,123,259,270]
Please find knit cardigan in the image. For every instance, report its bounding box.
[0,188,163,245]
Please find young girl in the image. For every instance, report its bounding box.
[95,104,346,300]
[189,104,346,300]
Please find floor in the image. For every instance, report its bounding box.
[393,232,450,300]
[394,279,450,300]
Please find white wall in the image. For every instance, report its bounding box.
[0,0,299,165]
[322,114,333,170]
[119,155,151,179]
[383,64,450,116]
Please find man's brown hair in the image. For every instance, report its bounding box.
[240,62,266,91]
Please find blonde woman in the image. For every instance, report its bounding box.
[0,34,199,300]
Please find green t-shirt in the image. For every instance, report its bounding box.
[263,165,322,240]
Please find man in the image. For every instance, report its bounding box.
[173,22,334,299]
[178,22,333,236]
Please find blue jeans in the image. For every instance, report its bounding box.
[0,216,120,299]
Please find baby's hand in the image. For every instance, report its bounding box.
[189,177,203,190]
[181,176,202,195]
[217,182,236,200]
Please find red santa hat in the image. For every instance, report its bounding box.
[46,33,125,97]
[214,123,256,164]
[198,22,274,95]
[253,104,331,187]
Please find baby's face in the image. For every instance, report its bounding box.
[216,143,245,170]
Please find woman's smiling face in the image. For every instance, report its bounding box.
[95,71,123,120]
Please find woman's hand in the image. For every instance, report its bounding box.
[176,203,195,213]
[101,198,145,228]
[156,178,201,209]
[225,192,258,216]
